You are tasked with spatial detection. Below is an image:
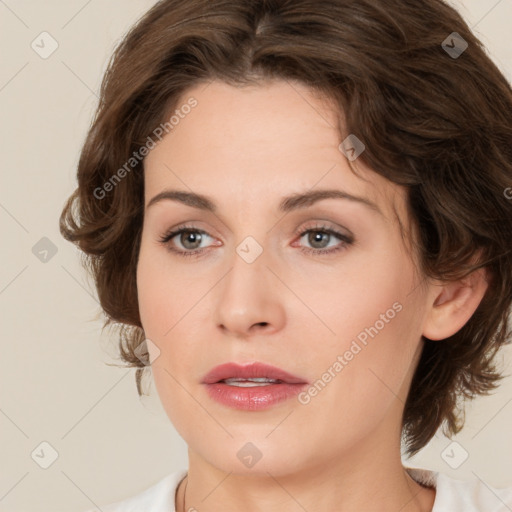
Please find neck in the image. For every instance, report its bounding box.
[176,437,435,512]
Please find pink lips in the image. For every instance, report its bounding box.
[202,362,307,384]
[202,362,308,411]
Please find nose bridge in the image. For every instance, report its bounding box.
[214,232,283,334]
[225,233,271,304]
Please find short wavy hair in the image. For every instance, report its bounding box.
[59,0,512,455]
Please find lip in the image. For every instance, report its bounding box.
[202,362,308,385]
[201,362,308,411]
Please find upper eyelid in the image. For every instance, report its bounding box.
[164,221,348,236]
[162,222,352,245]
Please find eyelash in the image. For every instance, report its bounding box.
[158,223,354,259]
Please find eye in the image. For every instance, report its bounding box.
[294,223,354,256]
[158,222,354,258]
[158,224,215,258]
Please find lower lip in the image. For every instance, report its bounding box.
[203,382,308,411]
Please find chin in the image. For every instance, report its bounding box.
[194,435,311,477]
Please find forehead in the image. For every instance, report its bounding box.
[143,79,408,227]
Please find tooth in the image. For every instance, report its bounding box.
[223,377,280,386]
[226,381,274,387]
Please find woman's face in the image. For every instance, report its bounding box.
[137,79,432,476]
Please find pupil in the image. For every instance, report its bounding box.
[310,231,328,248]
[182,231,200,249]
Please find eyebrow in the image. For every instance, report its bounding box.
[146,188,383,216]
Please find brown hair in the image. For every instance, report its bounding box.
[59,0,512,455]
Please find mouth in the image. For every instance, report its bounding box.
[219,377,284,387]
[201,361,308,385]
[201,362,308,411]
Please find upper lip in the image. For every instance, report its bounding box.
[202,362,308,385]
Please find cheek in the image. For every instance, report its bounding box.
[136,240,187,339]
[297,248,422,418]
[293,306,422,456]
[136,243,204,422]
[137,255,191,369]
[310,247,414,355]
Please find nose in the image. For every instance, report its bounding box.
[213,243,286,339]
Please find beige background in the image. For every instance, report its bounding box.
[1,1,511,511]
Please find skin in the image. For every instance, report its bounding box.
[136,79,488,512]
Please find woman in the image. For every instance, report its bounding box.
[60,0,512,510]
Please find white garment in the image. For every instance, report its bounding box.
[83,467,512,512]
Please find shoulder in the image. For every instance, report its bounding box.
[81,469,188,512]
[406,466,512,512]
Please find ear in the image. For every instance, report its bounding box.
[422,267,489,341]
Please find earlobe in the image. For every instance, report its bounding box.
[422,267,489,341]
